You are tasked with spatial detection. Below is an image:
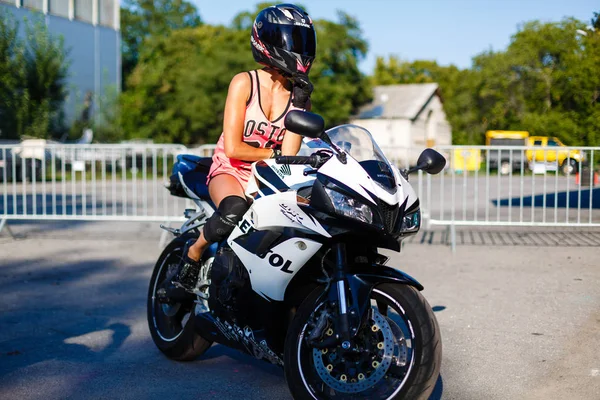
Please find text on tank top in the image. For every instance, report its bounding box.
[241,70,298,150]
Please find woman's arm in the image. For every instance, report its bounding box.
[223,73,273,161]
[281,99,312,156]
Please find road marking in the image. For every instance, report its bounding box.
[591,369,599,377]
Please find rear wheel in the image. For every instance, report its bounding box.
[147,235,212,360]
[284,283,441,400]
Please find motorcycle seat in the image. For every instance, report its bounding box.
[168,154,214,206]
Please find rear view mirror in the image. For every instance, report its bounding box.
[408,149,446,175]
[284,110,324,139]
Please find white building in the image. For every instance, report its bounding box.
[0,0,120,125]
[351,83,452,167]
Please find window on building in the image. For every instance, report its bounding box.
[49,0,69,18]
[99,0,115,28]
[22,0,43,11]
[75,0,93,23]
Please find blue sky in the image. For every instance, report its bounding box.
[194,0,598,73]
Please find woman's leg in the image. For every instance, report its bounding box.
[187,174,246,261]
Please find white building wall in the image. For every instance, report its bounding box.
[349,118,413,168]
[0,1,120,128]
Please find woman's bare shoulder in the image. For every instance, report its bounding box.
[229,71,253,91]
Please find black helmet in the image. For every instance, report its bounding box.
[251,4,317,76]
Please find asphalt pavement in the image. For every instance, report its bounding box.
[0,221,599,399]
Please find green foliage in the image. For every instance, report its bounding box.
[121,0,202,85]
[118,5,599,147]
[311,12,372,128]
[0,8,25,139]
[592,11,600,30]
[373,16,600,146]
[120,4,372,145]
[120,25,255,144]
[70,84,123,143]
[0,10,68,140]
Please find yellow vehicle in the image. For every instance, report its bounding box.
[525,136,584,175]
[452,148,481,172]
[485,131,529,174]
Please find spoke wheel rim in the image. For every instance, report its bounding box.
[297,288,416,399]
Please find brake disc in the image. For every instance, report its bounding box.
[312,309,395,394]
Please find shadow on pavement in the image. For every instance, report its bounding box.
[493,187,600,209]
[0,245,445,399]
[0,256,145,376]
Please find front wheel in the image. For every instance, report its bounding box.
[147,235,212,361]
[284,283,441,400]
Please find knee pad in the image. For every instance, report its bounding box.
[203,195,249,243]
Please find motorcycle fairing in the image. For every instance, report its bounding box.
[230,236,322,301]
[318,151,415,209]
[228,191,329,301]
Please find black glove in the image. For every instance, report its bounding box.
[290,73,313,109]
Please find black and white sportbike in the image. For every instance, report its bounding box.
[148,111,445,399]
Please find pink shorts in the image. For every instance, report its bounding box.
[207,137,252,190]
[207,157,252,190]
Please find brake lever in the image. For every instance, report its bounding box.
[303,169,318,176]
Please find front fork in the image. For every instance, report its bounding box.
[310,243,359,349]
[333,243,353,349]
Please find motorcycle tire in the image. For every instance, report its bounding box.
[147,235,212,361]
[284,283,441,400]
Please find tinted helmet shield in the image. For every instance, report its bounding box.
[261,24,316,57]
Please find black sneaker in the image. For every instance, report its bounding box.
[172,255,201,291]
[172,240,201,292]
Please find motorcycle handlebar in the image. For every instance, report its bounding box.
[275,155,320,168]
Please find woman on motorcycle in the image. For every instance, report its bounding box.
[176,4,317,288]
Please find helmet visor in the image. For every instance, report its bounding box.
[262,24,316,57]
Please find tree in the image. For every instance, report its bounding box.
[0,8,25,139]
[120,4,372,144]
[372,14,600,146]
[22,18,69,138]
[478,18,599,145]
[0,10,68,140]
[310,12,372,128]
[121,0,202,84]
[120,25,254,144]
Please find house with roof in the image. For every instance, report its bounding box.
[351,83,452,167]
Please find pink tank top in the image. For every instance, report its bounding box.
[210,70,302,175]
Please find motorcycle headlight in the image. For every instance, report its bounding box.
[400,209,420,233]
[324,187,373,224]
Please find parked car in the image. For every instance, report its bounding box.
[525,136,584,175]
[0,146,43,182]
[485,130,530,174]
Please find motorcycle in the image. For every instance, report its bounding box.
[147,110,445,399]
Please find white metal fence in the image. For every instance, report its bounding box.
[402,145,600,249]
[1,143,598,249]
[0,144,191,225]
